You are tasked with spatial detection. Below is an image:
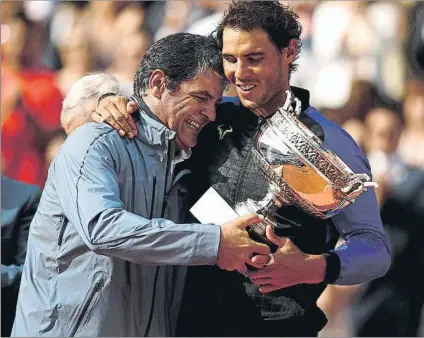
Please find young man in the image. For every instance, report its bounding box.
[95,2,391,336]
[11,33,270,337]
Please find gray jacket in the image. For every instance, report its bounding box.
[12,106,221,337]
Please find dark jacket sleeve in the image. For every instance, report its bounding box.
[1,178,41,287]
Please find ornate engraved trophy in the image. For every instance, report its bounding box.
[190,90,378,252]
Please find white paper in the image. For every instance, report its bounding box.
[190,187,239,224]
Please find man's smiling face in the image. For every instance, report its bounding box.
[222,27,293,116]
[161,71,224,150]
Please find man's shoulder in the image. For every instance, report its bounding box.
[216,96,249,123]
[59,123,123,160]
[67,123,121,145]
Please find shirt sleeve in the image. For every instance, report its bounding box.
[327,137,391,285]
[306,108,391,285]
[53,126,221,266]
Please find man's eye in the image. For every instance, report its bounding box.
[195,96,207,102]
[248,57,262,64]
[223,56,237,64]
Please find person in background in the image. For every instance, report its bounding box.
[60,73,122,135]
[1,176,41,337]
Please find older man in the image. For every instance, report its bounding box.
[60,73,123,135]
[12,33,269,337]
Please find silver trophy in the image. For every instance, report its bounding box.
[233,90,378,245]
[190,90,377,251]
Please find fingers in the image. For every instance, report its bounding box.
[96,95,136,138]
[127,101,138,114]
[92,111,104,123]
[234,213,264,229]
[265,225,287,247]
[247,259,266,269]
[250,253,271,267]
[126,102,138,135]
[248,241,270,255]
[96,107,127,136]
[108,102,135,137]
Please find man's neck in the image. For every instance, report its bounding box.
[250,86,293,118]
[138,95,169,127]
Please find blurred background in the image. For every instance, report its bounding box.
[1,1,424,336]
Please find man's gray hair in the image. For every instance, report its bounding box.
[61,73,121,132]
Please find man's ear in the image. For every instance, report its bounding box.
[283,39,297,63]
[149,69,166,99]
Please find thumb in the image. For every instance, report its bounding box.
[235,213,264,229]
[127,101,138,114]
[265,225,287,247]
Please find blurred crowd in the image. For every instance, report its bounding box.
[1,0,424,336]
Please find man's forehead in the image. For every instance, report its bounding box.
[183,75,224,98]
[222,27,272,53]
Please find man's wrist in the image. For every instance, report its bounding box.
[305,254,326,284]
[96,93,117,108]
[322,251,341,284]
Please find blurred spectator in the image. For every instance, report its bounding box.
[349,165,424,337]
[154,1,190,42]
[1,176,41,337]
[405,2,424,80]
[1,13,63,186]
[362,108,404,205]
[342,118,364,146]
[185,1,231,36]
[397,80,424,169]
[107,5,152,96]
[53,3,93,96]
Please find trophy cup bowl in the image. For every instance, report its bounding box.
[234,91,378,247]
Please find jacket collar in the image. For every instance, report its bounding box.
[291,86,310,113]
[130,95,176,150]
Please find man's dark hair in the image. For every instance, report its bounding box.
[134,33,226,95]
[215,1,302,74]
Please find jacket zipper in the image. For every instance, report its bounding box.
[149,177,156,219]
[144,137,172,337]
[57,216,68,247]
[68,272,105,337]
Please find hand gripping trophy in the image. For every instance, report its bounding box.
[191,90,378,253]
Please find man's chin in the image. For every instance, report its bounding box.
[175,137,196,150]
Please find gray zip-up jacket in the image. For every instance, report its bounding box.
[12,106,221,337]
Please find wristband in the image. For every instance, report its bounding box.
[323,251,341,284]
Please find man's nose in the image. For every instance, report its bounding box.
[235,61,249,80]
[203,106,217,122]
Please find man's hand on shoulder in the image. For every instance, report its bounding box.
[92,95,138,138]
